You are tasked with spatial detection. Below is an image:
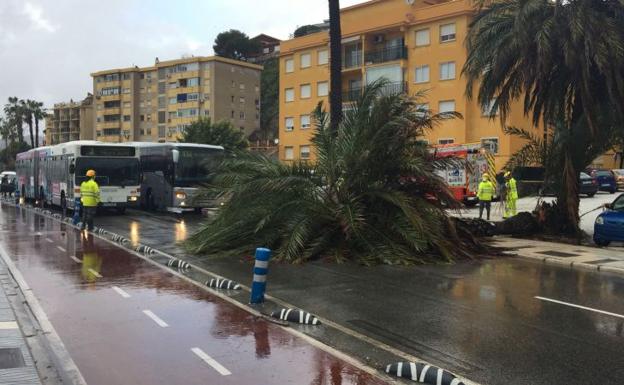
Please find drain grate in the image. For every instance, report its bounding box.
[584,259,621,265]
[0,347,25,369]
[537,250,579,258]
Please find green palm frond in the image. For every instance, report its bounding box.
[186,79,484,264]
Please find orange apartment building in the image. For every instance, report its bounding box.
[278,0,552,170]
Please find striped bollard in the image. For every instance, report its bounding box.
[250,248,271,304]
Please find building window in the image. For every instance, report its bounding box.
[97,104,102,110]
[285,58,294,73]
[284,146,294,160]
[414,65,430,83]
[440,23,456,43]
[140,115,145,121]
[169,82,178,89]
[300,84,311,99]
[439,100,455,113]
[177,108,198,118]
[231,110,235,118]
[103,128,121,136]
[481,99,499,117]
[481,137,499,154]
[440,61,456,80]
[318,50,329,65]
[123,101,131,108]
[415,29,430,47]
[100,87,120,96]
[300,53,311,68]
[239,83,245,90]
[239,111,245,119]
[123,115,131,122]
[300,115,311,129]
[285,88,294,102]
[300,145,311,159]
[438,138,455,145]
[317,81,329,97]
[285,117,294,131]
[187,93,200,101]
[239,97,245,104]
[169,97,177,105]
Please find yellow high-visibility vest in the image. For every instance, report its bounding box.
[506,178,518,200]
[478,181,494,201]
[80,179,100,207]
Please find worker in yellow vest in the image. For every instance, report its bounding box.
[80,170,100,232]
[478,173,495,220]
[504,171,518,219]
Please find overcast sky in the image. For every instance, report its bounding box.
[0,0,366,121]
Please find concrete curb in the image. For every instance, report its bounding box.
[0,243,88,385]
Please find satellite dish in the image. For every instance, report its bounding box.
[406,0,415,5]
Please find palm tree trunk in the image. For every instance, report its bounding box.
[27,119,34,148]
[556,151,581,237]
[328,0,342,133]
[35,118,39,147]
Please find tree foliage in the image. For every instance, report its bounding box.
[186,82,484,265]
[213,29,260,61]
[260,58,279,140]
[293,25,323,38]
[0,141,29,170]
[463,0,624,236]
[181,117,248,151]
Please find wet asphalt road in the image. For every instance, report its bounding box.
[92,209,624,385]
[0,204,389,385]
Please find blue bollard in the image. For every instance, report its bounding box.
[72,198,81,225]
[250,248,271,304]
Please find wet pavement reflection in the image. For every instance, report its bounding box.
[0,204,388,385]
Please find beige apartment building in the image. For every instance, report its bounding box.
[44,94,94,145]
[90,56,263,143]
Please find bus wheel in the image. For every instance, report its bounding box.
[60,194,67,217]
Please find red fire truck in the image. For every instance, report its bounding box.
[434,142,495,206]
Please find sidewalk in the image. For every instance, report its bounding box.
[493,236,624,275]
[0,259,42,385]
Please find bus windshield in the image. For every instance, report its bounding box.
[174,147,222,187]
[75,157,140,187]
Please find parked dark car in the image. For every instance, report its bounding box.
[540,172,598,197]
[586,168,617,193]
[594,193,624,246]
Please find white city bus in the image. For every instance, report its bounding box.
[134,142,224,213]
[16,141,141,213]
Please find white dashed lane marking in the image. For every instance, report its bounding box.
[143,310,169,328]
[45,238,54,244]
[87,268,102,278]
[535,296,624,319]
[56,246,66,252]
[69,255,82,264]
[191,347,232,376]
[112,286,130,298]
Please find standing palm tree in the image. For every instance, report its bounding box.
[4,97,24,144]
[328,0,342,133]
[29,100,45,148]
[186,82,481,264]
[463,0,624,236]
[20,100,35,148]
[0,117,10,148]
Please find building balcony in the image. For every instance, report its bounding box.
[342,81,408,102]
[342,51,362,70]
[364,46,407,65]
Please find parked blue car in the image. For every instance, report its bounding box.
[586,168,617,194]
[594,193,624,246]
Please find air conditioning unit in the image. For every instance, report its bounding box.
[373,34,385,44]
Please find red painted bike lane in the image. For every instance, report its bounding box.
[0,204,389,385]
